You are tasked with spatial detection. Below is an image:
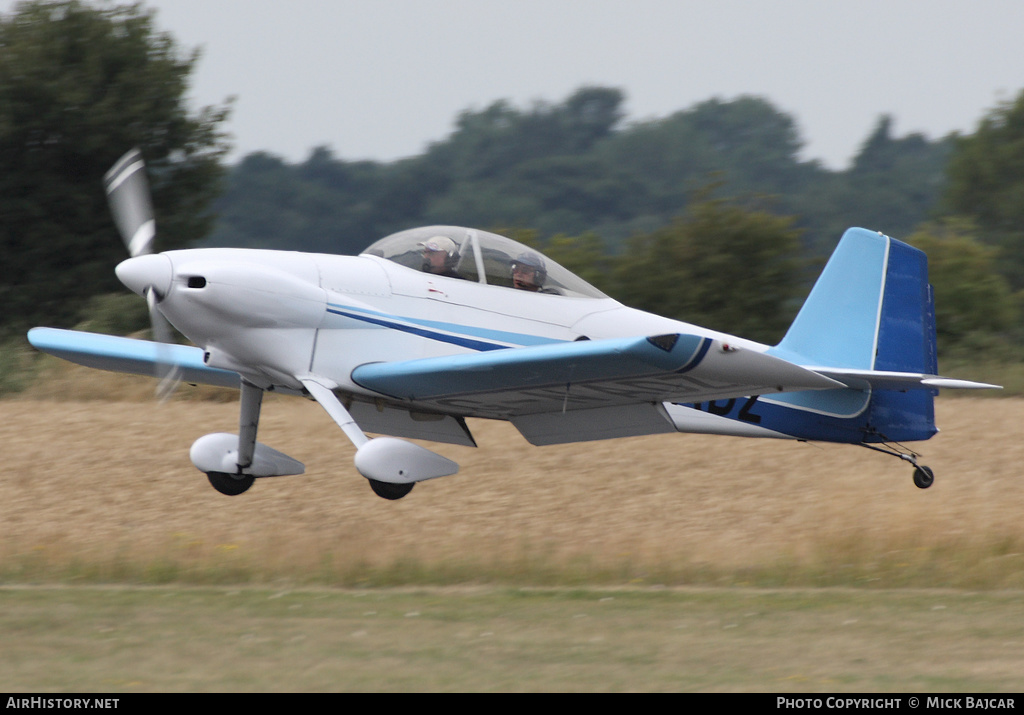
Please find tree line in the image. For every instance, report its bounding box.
[208,91,951,261]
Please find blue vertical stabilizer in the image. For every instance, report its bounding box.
[774,227,937,374]
[768,228,938,442]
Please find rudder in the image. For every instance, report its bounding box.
[873,237,938,375]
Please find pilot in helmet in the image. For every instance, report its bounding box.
[419,236,462,279]
[510,251,547,291]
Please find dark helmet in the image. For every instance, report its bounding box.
[511,251,546,287]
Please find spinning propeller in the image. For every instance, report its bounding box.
[104,149,181,398]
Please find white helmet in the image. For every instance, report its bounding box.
[419,235,458,258]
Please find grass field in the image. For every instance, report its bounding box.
[1,386,1023,691]
[1,585,1023,692]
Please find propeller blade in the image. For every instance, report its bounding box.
[104,148,156,257]
[147,288,182,400]
[146,288,173,344]
[106,148,181,400]
[155,363,183,402]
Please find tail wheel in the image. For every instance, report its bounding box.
[912,466,934,489]
[368,479,414,500]
[207,471,255,496]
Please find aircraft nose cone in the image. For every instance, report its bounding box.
[115,254,173,297]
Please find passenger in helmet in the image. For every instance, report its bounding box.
[510,251,547,291]
[419,236,463,279]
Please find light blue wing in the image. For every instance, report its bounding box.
[351,333,842,419]
[27,327,240,389]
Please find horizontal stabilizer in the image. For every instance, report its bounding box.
[27,327,240,389]
[922,377,1002,390]
[815,367,1001,392]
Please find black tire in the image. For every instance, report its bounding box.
[368,479,414,500]
[913,466,934,490]
[207,471,255,496]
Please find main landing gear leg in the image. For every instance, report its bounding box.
[299,377,452,501]
[859,442,934,489]
[206,379,263,496]
[300,378,393,500]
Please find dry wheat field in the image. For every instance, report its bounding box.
[2,379,1023,585]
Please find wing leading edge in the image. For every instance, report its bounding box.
[352,333,843,420]
[27,327,240,388]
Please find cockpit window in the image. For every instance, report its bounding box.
[363,226,608,299]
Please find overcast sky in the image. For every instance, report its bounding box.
[6,0,1024,169]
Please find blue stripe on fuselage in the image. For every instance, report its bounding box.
[325,303,564,352]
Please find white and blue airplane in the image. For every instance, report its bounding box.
[28,150,999,499]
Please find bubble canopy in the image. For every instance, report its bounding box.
[362,226,608,299]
